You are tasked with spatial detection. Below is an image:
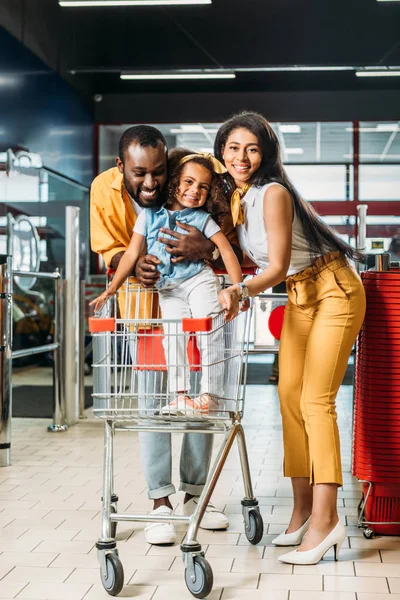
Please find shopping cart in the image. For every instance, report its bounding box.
[89,280,263,598]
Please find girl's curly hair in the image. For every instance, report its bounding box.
[167,147,231,228]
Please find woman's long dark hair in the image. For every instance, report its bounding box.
[214,111,361,262]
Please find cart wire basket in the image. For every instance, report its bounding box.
[89,280,264,598]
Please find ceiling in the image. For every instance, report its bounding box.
[1,0,400,96]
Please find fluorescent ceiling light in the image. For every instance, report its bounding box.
[344,153,400,159]
[170,125,205,133]
[285,148,304,155]
[60,1,211,6]
[169,126,218,134]
[376,124,400,132]
[346,125,400,133]
[356,70,400,77]
[0,75,21,88]
[236,65,355,73]
[279,124,301,134]
[49,128,75,136]
[121,71,235,80]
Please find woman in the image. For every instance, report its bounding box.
[215,112,366,565]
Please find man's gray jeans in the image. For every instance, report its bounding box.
[136,368,214,500]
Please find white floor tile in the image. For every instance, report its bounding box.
[0,582,29,599]
[355,561,400,577]
[2,566,74,583]
[0,384,396,600]
[206,545,263,559]
[259,573,322,591]
[170,556,232,572]
[292,561,355,576]
[231,558,291,574]
[212,571,259,589]
[389,579,400,593]
[380,550,400,563]
[32,540,95,554]
[220,591,288,600]
[289,593,356,600]
[152,585,221,599]
[358,595,400,600]
[17,582,92,600]
[324,575,390,593]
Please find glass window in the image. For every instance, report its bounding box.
[98,122,354,171]
[271,122,353,164]
[359,165,400,200]
[286,165,352,200]
[359,121,400,163]
[0,167,89,275]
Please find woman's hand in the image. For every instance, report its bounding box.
[89,290,114,314]
[219,285,241,321]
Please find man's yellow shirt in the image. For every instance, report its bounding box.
[90,167,157,321]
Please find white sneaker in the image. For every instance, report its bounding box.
[144,506,177,545]
[183,497,229,530]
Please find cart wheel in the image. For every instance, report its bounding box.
[101,552,124,596]
[184,555,213,599]
[363,528,374,540]
[245,509,264,545]
[110,505,117,539]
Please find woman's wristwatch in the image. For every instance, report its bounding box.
[236,282,249,301]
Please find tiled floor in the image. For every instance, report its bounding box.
[1,382,400,600]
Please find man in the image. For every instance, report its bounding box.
[91,125,236,545]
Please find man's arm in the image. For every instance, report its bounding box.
[110,250,161,286]
[158,221,243,267]
[109,251,125,270]
[90,179,130,267]
[158,223,215,263]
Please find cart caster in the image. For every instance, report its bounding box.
[101,553,124,596]
[244,508,264,545]
[110,505,117,539]
[184,555,213,599]
[363,528,374,539]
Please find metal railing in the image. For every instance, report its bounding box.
[0,259,68,467]
[0,258,12,467]
[13,268,66,434]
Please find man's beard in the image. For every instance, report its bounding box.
[124,177,166,209]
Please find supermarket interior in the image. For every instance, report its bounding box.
[1,1,400,599]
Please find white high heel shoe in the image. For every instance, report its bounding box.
[278,520,346,565]
[271,516,311,546]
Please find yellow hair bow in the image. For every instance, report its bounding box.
[179,152,227,175]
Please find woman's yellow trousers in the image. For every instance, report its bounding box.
[278,252,366,486]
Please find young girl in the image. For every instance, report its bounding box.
[91,149,245,416]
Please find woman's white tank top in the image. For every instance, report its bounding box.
[236,182,318,276]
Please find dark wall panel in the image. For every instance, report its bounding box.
[0,27,93,186]
[95,90,400,124]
